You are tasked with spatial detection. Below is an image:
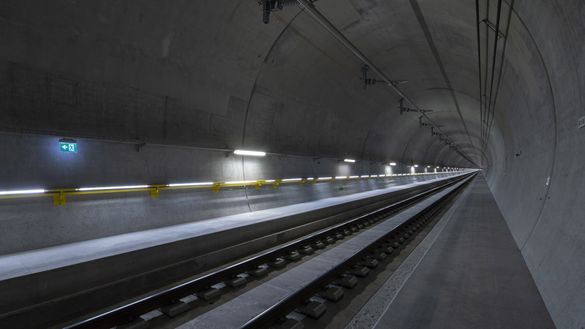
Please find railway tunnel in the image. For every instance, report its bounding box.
[0,0,583,328]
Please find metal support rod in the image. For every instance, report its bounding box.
[295,0,476,166]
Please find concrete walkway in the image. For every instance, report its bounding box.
[349,175,556,329]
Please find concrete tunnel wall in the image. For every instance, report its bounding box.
[0,0,584,328]
[0,131,458,254]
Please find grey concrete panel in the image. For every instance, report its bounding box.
[355,176,555,329]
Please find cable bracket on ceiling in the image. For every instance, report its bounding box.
[482,19,506,39]
[260,0,317,24]
[398,98,433,115]
[361,65,406,89]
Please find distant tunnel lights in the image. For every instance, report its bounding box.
[344,159,356,163]
[234,149,266,157]
[389,162,397,166]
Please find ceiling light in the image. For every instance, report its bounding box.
[234,149,266,157]
[344,159,356,163]
[389,162,397,166]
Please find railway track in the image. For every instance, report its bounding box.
[60,172,476,329]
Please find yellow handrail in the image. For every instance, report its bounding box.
[0,172,450,206]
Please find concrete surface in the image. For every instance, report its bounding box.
[0,0,583,327]
[350,175,555,329]
[0,174,465,329]
[175,174,471,329]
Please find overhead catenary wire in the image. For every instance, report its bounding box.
[484,0,514,152]
[482,0,503,151]
[474,0,485,165]
[294,0,477,167]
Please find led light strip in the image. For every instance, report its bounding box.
[76,185,149,192]
[0,171,461,198]
[167,182,214,187]
[0,189,46,196]
[224,180,257,185]
[282,178,303,182]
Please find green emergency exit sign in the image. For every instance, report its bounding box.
[59,139,77,153]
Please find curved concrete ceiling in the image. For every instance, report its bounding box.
[1,0,497,167]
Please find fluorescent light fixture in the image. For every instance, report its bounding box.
[265,179,276,183]
[389,162,397,166]
[335,176,348,180]
[360,175,370,178]
[317,177,333,180]
[344,159,356,163]
[167,182,213,187]
[77,185,149,191]
[414,164,419,168]
[233,149,266,157]
[349,175,359,179]
[225,180,256,185]
[282,178,303,182]
[0,189,46,196]
[427,166,431,168]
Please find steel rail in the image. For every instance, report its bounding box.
[61,173,473,329]
[241,172,476,329]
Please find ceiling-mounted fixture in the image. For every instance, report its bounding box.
[361,65,406,89]
[419,116,431,128]
[482,19,506,39]
[344,158,356,163]
[398,98,433,115]
[259,0,298,24]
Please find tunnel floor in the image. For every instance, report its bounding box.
[351,175,555,329]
